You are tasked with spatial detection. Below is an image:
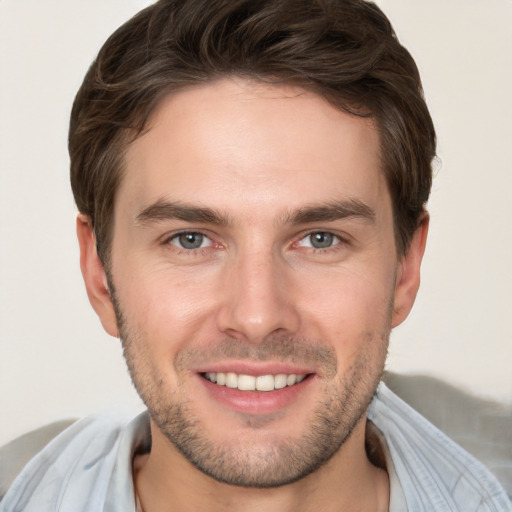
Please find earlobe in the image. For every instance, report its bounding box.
[76,214,119,337]
[391,214,429,328]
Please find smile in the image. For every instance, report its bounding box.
[203,372,307,391]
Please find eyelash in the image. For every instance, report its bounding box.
[295,230,346,253]
[163,231,217,255]
[161,230,348,255]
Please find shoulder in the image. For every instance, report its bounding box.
[0,419,76,500]
[383,372,512,496]
[0,410,143,510]
[373,374,512,510]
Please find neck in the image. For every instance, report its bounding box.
[133,416,389,512]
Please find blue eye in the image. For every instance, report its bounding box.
[299,232,340,249]
[170,232,211,250]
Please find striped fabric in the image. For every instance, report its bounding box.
[368,383,511,511]
[1,383,510,511]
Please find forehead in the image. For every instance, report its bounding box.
[118,78,387,222]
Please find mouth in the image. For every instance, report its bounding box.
[202,372,308,391]
[196,365,315,415]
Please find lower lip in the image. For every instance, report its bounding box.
[197,374,313,415]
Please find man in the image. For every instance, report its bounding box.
[1,0,510,510]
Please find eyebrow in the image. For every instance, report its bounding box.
[284,199,376,225]
[136,200,231,226]
[135,198,376,227]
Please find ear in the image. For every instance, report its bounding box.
[391,214,429,328]
[76,214,119,337]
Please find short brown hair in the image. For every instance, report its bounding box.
[69,0,436,262]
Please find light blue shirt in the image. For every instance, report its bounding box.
[1,383,510,511]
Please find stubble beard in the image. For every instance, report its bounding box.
[110,287,390,488]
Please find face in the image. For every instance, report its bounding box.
[79,78,426,487]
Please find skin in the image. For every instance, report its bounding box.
[77,78,428,512]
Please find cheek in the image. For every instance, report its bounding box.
[298,267,395,347]
[116,271,217,392]
[116,264,219,347]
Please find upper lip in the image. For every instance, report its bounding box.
[193,361,315,377]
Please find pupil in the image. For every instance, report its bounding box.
[179,233,203,249]
[311,232,333,248]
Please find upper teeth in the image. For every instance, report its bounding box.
[204,372,306,391]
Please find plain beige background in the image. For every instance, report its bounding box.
[1,0,511,446]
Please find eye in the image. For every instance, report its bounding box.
[299,232,341,249]
[169,232,212,250]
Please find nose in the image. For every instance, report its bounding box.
[216,249,301,344]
